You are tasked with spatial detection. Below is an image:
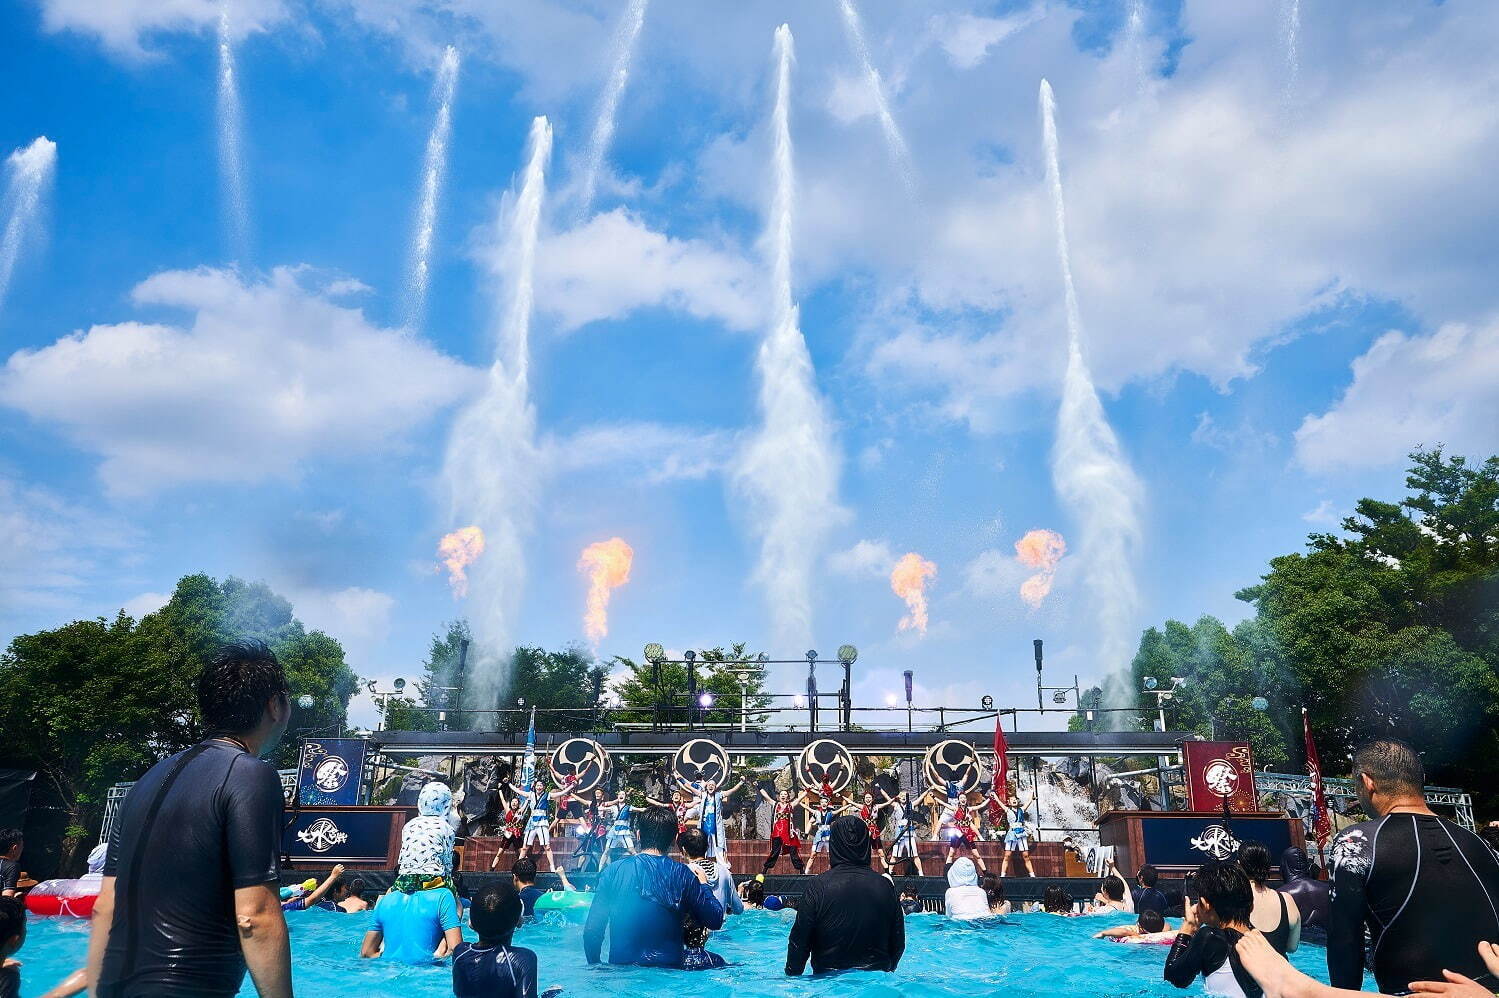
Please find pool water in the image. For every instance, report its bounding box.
[17,908,1354,997]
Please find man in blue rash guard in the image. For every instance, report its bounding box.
[583,806,723,967]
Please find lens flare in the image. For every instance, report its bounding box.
[578,537,634,645]
[890,552,937,635]
[437,526,486,598]
[1015,528,1067,608]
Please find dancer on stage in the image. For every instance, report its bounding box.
[997,786,1037,878]
[857,789,894,872]
[887,791,925,876]
[571,789,614,872]
[488,790,526,871]
[982,783,1007,842]
[807,784,847,859]
[681,778,743,860]
[518,778,560,874]
[759,787,808,875]
[644,787,700,841]
[942,788,988,873]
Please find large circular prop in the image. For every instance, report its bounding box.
[924,739,980,794]
[796,739,855,793]
[672,738,731,789]
[549,738,609,795]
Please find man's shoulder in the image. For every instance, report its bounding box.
[1330,819,1382,878]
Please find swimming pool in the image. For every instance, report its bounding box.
[17,908,1355,997]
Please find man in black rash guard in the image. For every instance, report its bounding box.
[1327,738,1499,993]
[785,815,904,976]
[1278,847,1328,945]
[87,640,294,998]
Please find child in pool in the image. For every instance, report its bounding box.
[681,912,727,971]
[453,881,539,998]
[0,896,24,998]
[1096,908,1176,944]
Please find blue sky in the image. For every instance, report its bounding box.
[2,0,1496,728]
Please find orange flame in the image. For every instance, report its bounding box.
[1015,528,1066,608]
[437,526,485,598]
[578,537,634,645]
[890,552,937,634]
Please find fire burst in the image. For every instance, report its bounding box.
[1015,528,1066,608]
[438,526,485,598]
[890,552,937,635]
[578,537,634,645]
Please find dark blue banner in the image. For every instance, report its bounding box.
[283,808,398,865]
[296,738,367,806]
[1139,815,1295,870]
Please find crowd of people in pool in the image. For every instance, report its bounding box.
[2,640,1499,998]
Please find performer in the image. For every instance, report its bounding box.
[682,778,744,860]
[998,786,1037,878]
[644,787,700,841]
[944,792,988,873]
[983,783,1008,842]
[887,791,925,876]
[518,778,559,873]
[857,789,894,872]
[571,788,613,872]
[807,783,846,858]
[601,795,636,867]
[759,787,807,874]
[487,789,526,871]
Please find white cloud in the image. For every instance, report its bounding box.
[1295,319,1499,471]
[285,585,395,666]
[535,210,761,333]
[1191,412,1278,455]
[930,9,1043,71]
[38,0,288,58]
[546,421,732,483]
[0,474,138,617]
[122,591,170,617]
[0,265,476,495]
[828,538,896,578]
[962,547,1029,600]
[1301,499,1339,524]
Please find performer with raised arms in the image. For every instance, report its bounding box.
[886,790,925,876]
[759,786,809,874]
[488,788,526,871]
[997,784,1038,878]
[680,777,744,860]
[517,776,560,874]
[857,789,895,873]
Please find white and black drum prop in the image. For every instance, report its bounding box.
[924,739,981,794]
[549,738,609,795]
[796,739,855,794]
[672,738,731,789]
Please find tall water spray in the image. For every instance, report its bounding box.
[217,2,251,262]
[405,46,460,329]
[733,25,843,648]
[440,117,552,713]
[1281,0,1301,111]
[835,0,916,195]
[578,0,649,215]
[1123,0,1148,95]
[1038,80,1144,689]
[0,137,57,311]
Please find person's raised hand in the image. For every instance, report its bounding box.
[692,863,710,884]
[331,864,346,879]
[1408,970,1494,997]
[1180,901,1200,934]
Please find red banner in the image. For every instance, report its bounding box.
[993,713,1009,793]
[1183,741,1257,813]
[1302,709,1332,850]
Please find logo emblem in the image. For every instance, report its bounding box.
[1189,824,1240,860]
[923,739,980,794]
[1203,760,1240,798]
[796,739,854,793]
[550,738,609,795]
[314,756,349,793]
[672,739,730,789]
[296,817,349,853]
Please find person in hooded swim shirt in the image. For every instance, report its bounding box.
[1276,848,1327,945]
[361,781,463,963]
[943,857,991,920]
[785,816,905,976]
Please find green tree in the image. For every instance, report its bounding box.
[611,643,772,730]
[503,645,609,730]
[414,619,473,729]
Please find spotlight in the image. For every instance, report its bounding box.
[805,649,818,664]
[793,695,805,708]
[756,652,770,664]
[885,693,899,707]
[1144,676,1158,691]
[981,695,994,710]
[297,694,314,709]
[684,649,696,663]
[644,643,665,663]
[1252,696,1269,712]
[393,677,406,692]
[837,645,858,665]
[699,693,714,708]
[1052,691,1067,705]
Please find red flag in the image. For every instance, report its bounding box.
[1303,708,1332,850]
[993,711,1010,795]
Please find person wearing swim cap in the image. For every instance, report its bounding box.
[1277,847,1327,945]
[943,857,990,921]
[453,881,538,998]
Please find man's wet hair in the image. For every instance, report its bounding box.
[510,857,538,884]
[744,879,766,906]
[680,827,709,859]
[1352,738,1425,795]
[0,829,21,856]
[1138,909,1165,933]
[197,639,288,735]
[1195,860,1253,925]
[1102,876,1125,901]
[1042,885,1074,913]
[980,872,1005,909]
[1236,841,1272,886]
[0,897,25,953]
[471,882,522,943]
[1137,864,1159,887]
[637,806,679,853]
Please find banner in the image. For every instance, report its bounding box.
[1302,709,1333,852]
[296,738,367,806]
[1138,813,1295,869]
[1182,741,1257,813]
[993,715,1010,793]
[283,807,406,865]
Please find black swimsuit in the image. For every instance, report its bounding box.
[1261,891,1291,954]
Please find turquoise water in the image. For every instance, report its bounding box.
[17,908,1348,997]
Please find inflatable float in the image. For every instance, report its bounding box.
[24,879,99,918]
[533,889,592,912]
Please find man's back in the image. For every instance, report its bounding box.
[1328,813,1499,992]
[582,853,722,966]
[1135,886,1169,916]
[98,740,283,998]
[786,862,905,974]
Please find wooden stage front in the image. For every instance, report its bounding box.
[462,833,1091,878]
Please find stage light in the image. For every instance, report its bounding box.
[297,694,314,709]
[699,693,714,708]
[756,653,769,664]
[903,670,914,703]
[644,643,664,663]
[1052,691,1068,704]
[365,679,377,696]
[837,645,857,665]
[885,693,898,706]
[805,649,818,664]
[684,649,696,662]
[1144,676,1158,690]
[981,695,994,710]
[793,695,804,708]
[393,677,406,692]
[1252,696,1269,712]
